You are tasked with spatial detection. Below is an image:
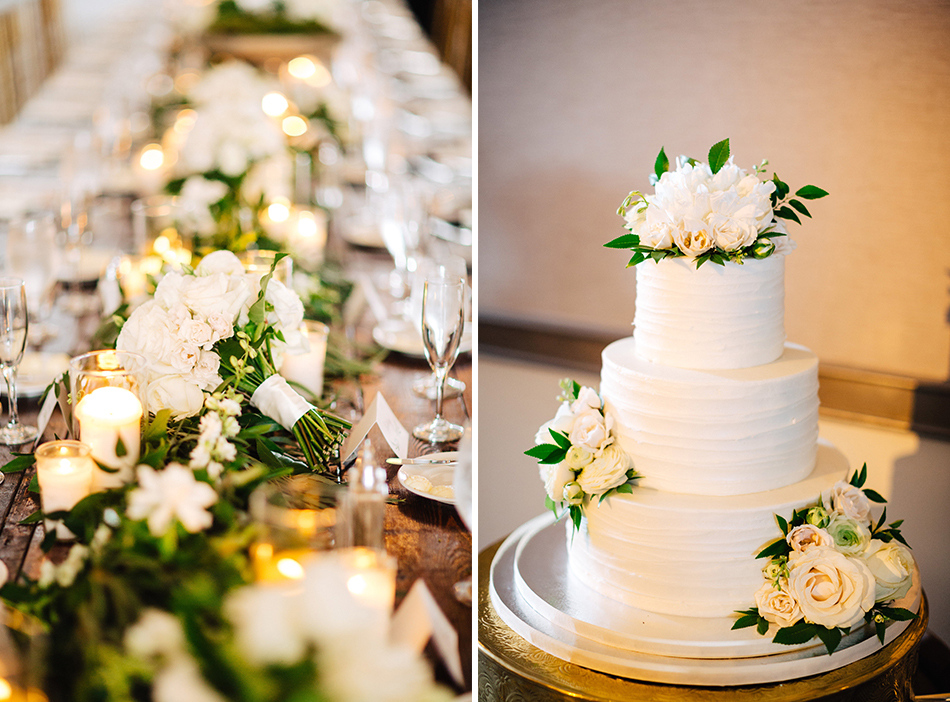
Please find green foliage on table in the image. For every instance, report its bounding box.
[210,0,336,36]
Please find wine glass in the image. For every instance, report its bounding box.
[413,274,465,443]
[0,278,37,445]
[453,423,473,605]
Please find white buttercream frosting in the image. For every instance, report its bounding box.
[601,338,819,496]
[633,256,786,370]
[568,441,848,618]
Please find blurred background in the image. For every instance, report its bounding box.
[478,0,950,656]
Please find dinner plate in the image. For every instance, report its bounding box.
[372,318,472,358]
[2,351,70,398]
[397,452,459,505]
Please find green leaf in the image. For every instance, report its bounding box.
[570,506,582,532]
[850,463,868,488]
[549,429,572,450]
[789,199,812,218]
[776,514,789,536]
[28,474,38,493]
[626,252,647,267]
[2,454,36,473]
[115,435,127,458]
[772,621,818,645]
[875,619,886,645]
[862,488,887,503]
[614,483,634,495]
[525,444,562,461]
[774,206,801,225]
[654,146,669,180]
[707,139,730,174]
[877,606,917,621]
[145,409,172,442]
[756,617,770,636]
[18,511,44,525]
[732,614,759,630]
[93,458,119,474]
[815,625,842,655]
[756,538,791,560]
[604,234,641,249]
[544,495,557,516]
[772,173,790,199]
[795,185,829,200]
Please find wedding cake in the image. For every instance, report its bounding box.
[503,141,920,685]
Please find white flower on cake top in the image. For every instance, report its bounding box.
[607,138,828,268]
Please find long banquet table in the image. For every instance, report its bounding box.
[0,244,473,693]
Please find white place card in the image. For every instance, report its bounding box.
[391,579,465,687]
[34,388,59,444]
[341,393,410,462]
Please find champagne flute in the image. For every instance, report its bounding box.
[453,423,473,605]
[0,278,37,445]
[411,256,468,400]
[413,275,465,443]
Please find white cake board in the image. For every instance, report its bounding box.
[489,513,919,686]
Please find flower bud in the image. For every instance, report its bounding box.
[752,237,775,258]
[562,481,584,505]
[805,504,830,528]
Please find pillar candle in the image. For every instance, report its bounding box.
[35,441,95,539]
[74,387,142,491]
[279,321,329,399]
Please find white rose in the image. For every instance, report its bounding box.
[825,514,872,556]
[824,481,872,526]
[565,445,592,470]
[672,220,715,258]
[265,279,307,354]
[863,539,915,602]
[180,273,252,323]
[787,524,834,553]
[569,410,611,455]
[571,386,602,414]
[147,375,205,419]
[636,207,676,250]
[754,580,802,629]
[187,350,222,391]
[540,462,573,503]
[576,444,629,495]
[786,546,875,628]
[169,341,200,375]
[125,609,188,661]
[180,318,215,350]
[196,250,245,277]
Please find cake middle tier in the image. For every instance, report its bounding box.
[567,441,849,619]
[602,338,819,496]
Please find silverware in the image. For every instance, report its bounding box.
[386,457,458,466]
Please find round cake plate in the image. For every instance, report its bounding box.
[489,513,920,686]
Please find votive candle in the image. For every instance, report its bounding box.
[35,441,95,539]
[279,321,329,399]
[74,386,142,491]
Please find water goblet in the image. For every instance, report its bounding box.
[0,277,37,445]
[412,276,465,443]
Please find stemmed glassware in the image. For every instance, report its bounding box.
[412,271,465,443]
[0,277,37,446]
[7,212,59,346]
[453,423,473,604]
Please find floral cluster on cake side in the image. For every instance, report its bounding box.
[607,138,828,268]
[734,465,917,654]
[525,380,639,531]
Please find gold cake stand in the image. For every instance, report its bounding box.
[478,541,928,701]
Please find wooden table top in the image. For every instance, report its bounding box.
[0,245,473,693]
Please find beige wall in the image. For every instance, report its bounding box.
[479,0,950,381]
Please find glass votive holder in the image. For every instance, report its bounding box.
[249,474,338,582]
[131,196,193,265]
[113,254,165,302]
[35,441,95,539]
[240,250,294,287]
[331,547,398,615]
[279,321,329,400]
[69,350,147,490]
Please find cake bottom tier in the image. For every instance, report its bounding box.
[568,440,848,618]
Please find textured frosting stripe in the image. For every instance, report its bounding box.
[568,442,849,618]
[633,256,785,370]
[601,338,819,496]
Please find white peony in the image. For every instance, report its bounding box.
[568,409,611,455]
[196,250,246,277]
[576,444,629,495]
[824,480,872,526]
[754,580,802,629]
[786,546,875,628]
[126,464,218,536]
[786,524,834,553]
[863,539,915,602]
[673,219,714,258]
[571,386,602,414]
[534,402,575,445]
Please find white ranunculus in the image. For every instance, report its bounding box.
[826,514,872,556]
[225,583,308,666]
[565,445,593,470]
[125,609,188,661]
[540,461,573,503]
[571,386,602,414]
[147,375,205,419]
[787,546,875,628]
[569,409,611,455]
[576,444,629,495]
[787,524,834,553]
[824,481,872,526]
[863,539,915,602]
[673,220,715,258]
[754,580,802,629]
[196,250,245,277]
[127,464,218,537]
[153,658,228,702]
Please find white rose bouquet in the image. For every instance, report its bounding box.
[117,250,348,469]
[607,138,828,268]
[525,379,639,532]
[734,464,917,654]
